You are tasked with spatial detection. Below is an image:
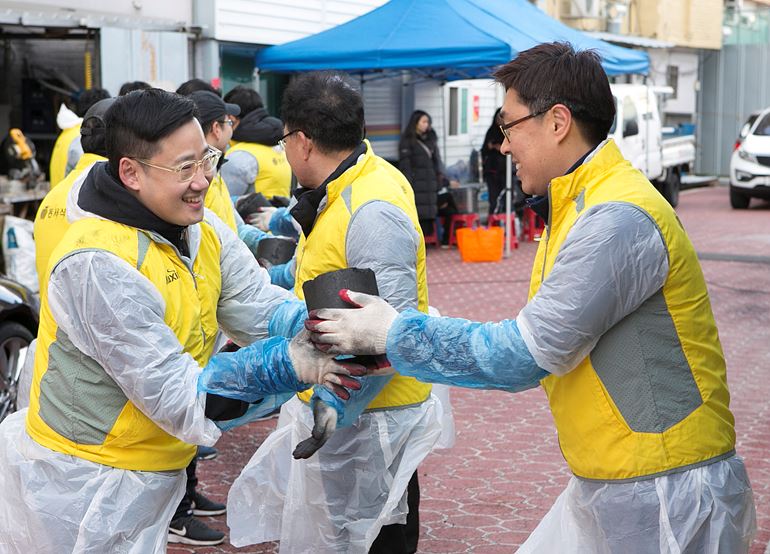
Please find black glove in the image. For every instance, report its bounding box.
[204,393,250,421]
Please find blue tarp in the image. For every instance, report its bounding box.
[255,0,649,77]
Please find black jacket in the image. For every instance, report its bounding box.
[232,108,283,145]
[398,131,441,221]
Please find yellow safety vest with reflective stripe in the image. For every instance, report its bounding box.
[49,124,81,188]
[228,141,291,199]
[294,141,431,410]
[530,140,735,481]
[34,153,106,290]
[26,217,223,471]
[205,172,237,232]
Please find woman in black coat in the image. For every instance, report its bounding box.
[399,110,442,237]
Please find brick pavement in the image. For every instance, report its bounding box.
[172,185,770,553]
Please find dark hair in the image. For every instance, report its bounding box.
[399,110,436,147]
[176,78,220,97]
[104,89,198,175]
[223,86,263,116]
[493,42,615,145]
[118,81,152,96]
[75,88,111,117]
[281,72,364,154]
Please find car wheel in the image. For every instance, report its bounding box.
[729,186,751,209]
[661,169,680,208]
[0,322,34,422]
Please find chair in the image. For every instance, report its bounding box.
[522,207,545,242]
[487,213,519,250]
[448,213,480,246]
[423,226,439,246]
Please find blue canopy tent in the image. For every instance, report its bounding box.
[255,0,649,256]
[255,0,649,77]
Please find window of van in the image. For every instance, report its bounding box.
[622,96,639,137]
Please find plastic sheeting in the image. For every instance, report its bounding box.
[518,456,756,554]
[0,410,185,553]
[227,395,441,552]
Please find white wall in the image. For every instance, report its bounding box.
[647,48,698,119]
[3,0,192,27]
[414,79,504,168]
[100,28,190,93]
[212,0,387,44]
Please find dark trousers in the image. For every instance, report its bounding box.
[486,175,506,216]
[172,458,198,520]
[369,472,420,554]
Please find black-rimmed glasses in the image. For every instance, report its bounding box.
[499,109,549,142]
[279,129,306,149]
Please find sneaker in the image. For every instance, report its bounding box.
[168,515,225,546]
[196,445,218,460]
[192,491,227,517]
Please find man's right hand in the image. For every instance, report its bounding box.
[288,329,366,399]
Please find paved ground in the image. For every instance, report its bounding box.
[171,185,770,553]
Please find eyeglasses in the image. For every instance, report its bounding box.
[499,108,549,142]
[218,119,235,127]
[132,147,222,182]
[278,129,306,150]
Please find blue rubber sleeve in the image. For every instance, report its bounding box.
[268,299,307,339]
[237,222,269,255]
[269,208,299,240]
[268,259,296,290]
[386,309,548,392]
[198,336,311,402]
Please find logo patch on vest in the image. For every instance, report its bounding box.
[166,268,180,284]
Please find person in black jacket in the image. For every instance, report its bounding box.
[482,107,526,217]
[399,110,441,239]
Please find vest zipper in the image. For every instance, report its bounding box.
[540,186,553,283]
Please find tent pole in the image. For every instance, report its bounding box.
[440,82,447,166]
[504,153,512,258]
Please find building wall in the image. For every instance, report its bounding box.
[541,0,723,50]
[647,48,698,122]
[8,0,191,27]
[211,0,387,45]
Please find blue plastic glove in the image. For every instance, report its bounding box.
[269,208,300,240]
[268,298,307,339]
[387,309,548,392]
[238,222,269,256]
[267,258,296,290]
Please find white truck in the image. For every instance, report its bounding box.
[609,84,695,207]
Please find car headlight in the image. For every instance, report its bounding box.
[738,149,758,164]
[735,170,753,182]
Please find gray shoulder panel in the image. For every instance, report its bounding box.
[136,231,151,270]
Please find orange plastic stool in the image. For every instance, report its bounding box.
[487,213,519,250]
[523,207,545,242]
[448,213,480,246]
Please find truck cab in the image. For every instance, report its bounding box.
[609,84,695,207]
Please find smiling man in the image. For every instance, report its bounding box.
[305,43,757,553]
[0,89,362,552]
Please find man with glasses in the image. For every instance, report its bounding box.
[304,43,756,552]
[223,72,441,554]
[0,88,364,552]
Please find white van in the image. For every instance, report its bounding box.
[609,84,695,207]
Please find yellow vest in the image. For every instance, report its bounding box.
[49,124,81,188]
[531,140,735,481]
[295,142,431,410]
[26,217,223,471]
[228,141,292,199]
[34,153,106,290]
[205,172,238,232]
